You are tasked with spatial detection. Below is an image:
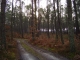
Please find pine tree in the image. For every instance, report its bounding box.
[1,0,6,49]
[67,0,76,52]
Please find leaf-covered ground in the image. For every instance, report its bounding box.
[23,33,80,60]
[16,38,69,60]
[0,40,20,60]
[0,29,80,60]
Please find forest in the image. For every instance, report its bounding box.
[0,0,80,60]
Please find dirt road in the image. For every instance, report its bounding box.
[16,38,69,60]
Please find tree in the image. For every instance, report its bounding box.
[51,11,54,33]
[77,0,80,20]
[67,0,76,52]
[25,4,32,33]
[31,0,35,40]
[23,16,29,33]
[53,0,58,40]
[47,0,50,38]
[1,0,6,49]
[34,0,38,37]
[19,0,24,38]
[37,0,41,37]
[57,0,64,44]
[73,0,79,36]
[11,0,14,40]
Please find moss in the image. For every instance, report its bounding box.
[67,52,75,59]
[0,50,16,60]
[58,50,76,59]
[6,52,16,60]
[0,40,17,60]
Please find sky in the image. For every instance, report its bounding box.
[22,0,66,12]
[8,0,66,12]
[9,0,66,8]
[23,0,66,8]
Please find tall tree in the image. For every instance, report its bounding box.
[19,0,23,38]
[11,0,14,40]
[34,0,37,36]
[73,0,79,36]
[53,0,58,40]
[51,13,53,33]
[57,0,64,44]
[37,0,41,37]
[77,0,80,20]
[1,0,6,49]
[67,0,76,52]
[47,0,50,38]
[31,0,35,40]
[0,9,1,48]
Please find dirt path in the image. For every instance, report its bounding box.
[17,40,40,60]
[16,38,69,60]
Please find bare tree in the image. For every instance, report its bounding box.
[31,0,35,40]
[57,0,64,44]
[73,0,79,36]
[67,0,76,52]
[53,0,58,40]
[47,0,50,38]
[11,0,14,40]
[1,0,6,49]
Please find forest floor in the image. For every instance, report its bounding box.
[15,38,69,60]
[0,39,20,60]
[0,32,80,60]
[22,33,80,60]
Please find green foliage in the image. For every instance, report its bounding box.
[67,52,75,59]
[0,50,16,60]
[6,52,16,60]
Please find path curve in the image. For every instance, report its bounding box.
[22,39,69,60]
[17,40,40,60]
[16,38,69,60]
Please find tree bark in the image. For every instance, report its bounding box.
[11,0,14,41]
[67,0,76,52]
[1,0,6,49]
[20,0,23,38]
[47,0,50,38]
[53,0,58,40]
[73,0,79,36]
[57,0,64,44]
[31,0,35,40]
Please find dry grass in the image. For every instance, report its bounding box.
[23,33,80,60]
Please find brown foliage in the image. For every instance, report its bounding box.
[5,24,10,30]
[73,55,80,60]
[24,34,70,51]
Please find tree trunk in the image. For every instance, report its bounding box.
[47,0,50,38]
[20,0,23,38]
[51,12,54,34]
[31,0,35,40]
[11,0,14,41]
[37,0,41,37]
[73,0,79,36]
[67,0,76,52]
[53,0,58,40]
[1,0,6,49]
[34,0,37,37]
[57,0,64,44]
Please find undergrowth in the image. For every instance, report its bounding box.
[24,33,80,60]
[0,41,17,60]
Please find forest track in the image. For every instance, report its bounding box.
[17,40,40,60]
[15,38,69,60]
